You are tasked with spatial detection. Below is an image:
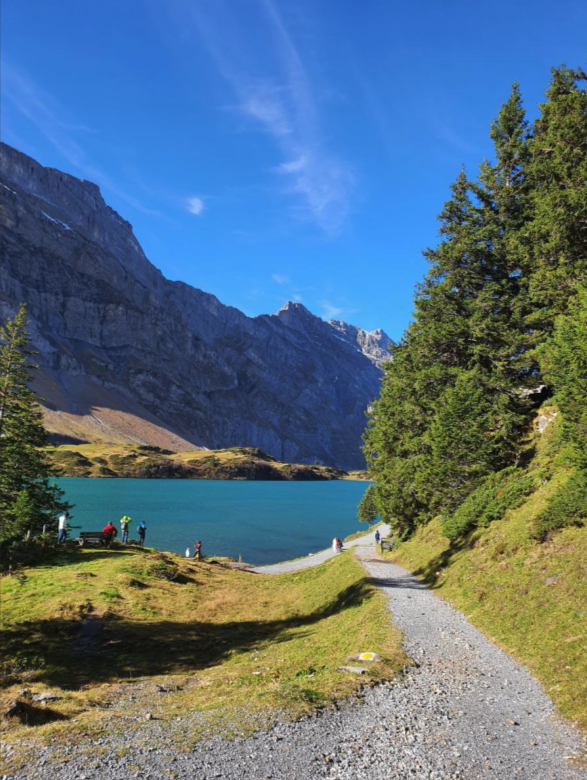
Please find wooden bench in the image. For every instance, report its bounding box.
[380,539,394,553]
[75,531,115,548]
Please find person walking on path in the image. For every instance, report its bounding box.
[120,515,131,544]
[57,511,69,544]
[137,521,147,547]
[375,529,381,544]
[102,521,118,547]
[332,537,338,553]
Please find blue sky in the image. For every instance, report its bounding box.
[1,0,585,339]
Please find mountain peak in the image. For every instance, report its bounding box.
[276,301,313,317]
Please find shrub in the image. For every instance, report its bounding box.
[441,467,536,540]
[532,470,587,541]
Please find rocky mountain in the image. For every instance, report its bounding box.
[0,143,393,469]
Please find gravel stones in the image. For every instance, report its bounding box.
[6,546,586,780]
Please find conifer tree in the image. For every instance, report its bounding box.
[538,285,587,469]
[468,83,536,464]
[357,484,379,526]
[0,305,69,564]
[422,370,496,513]
[528,67,587,333]
[365,67,586,539]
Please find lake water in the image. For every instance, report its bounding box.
[57,478,371,565]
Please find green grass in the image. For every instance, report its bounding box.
[0,545,407,754]
[386,414,587,731]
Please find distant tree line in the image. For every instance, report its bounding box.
[364,66,587,541]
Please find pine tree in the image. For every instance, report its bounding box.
[422,370,497,514]
[528,67,587,334]
[538,285,587,469]
[0,305,69,565]
[365,67,586,539]
[357,484,379,526]
[365,170,489,533]
[468,83,536,465]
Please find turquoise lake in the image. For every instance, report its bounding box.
[57,478,371,565]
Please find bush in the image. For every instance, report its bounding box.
[441,467,536,540]
[532,470,587,541]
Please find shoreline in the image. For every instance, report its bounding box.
[250,523,389,574]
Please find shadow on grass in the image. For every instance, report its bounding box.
[37,546,152,570]
[406,530,483,589]
[1,580,373,690]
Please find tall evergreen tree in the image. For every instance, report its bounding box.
[422,370,497,514]
[468,83,536,465]
[365,67,586,539]
[538,285,587,469]
[366,170,485,533]
[0,305,69,564]
[528,67,587,333]
[357,484,379,526]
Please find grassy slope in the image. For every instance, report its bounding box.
[0,546,407,754]
[45,443,353,480]
[386,416,587,730]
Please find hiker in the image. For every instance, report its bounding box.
[120,515,131,544]
[102,521,118,547]
[375,529,381,544]
[194,540,203,561]
[332,537,338,553]
[57,511,69,544]
[185,547,191,558]
[336,537,343,553]
[137,521,147,547]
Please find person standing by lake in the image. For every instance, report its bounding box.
[137,521,147,547]
[57,511,69,544]
[120,515,131,544]
[194,540,203,560]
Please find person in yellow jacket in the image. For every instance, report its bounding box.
[120,515,131,544]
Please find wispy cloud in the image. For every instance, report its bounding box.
[320,300,343,319]
[186,196,205,215]
[272,273,290,284]
[1,61,162,218]
[431,115,483,156]
[169,0,354,234]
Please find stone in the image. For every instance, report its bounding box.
[0,142,393,470]
[31,692,61,703]
[337,666,369,675]
[544,573,563,585]
[346,652,381,664]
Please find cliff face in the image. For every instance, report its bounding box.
[0,143,392,469]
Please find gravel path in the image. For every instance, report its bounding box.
[8,542,586,780]
[250,523,390,574]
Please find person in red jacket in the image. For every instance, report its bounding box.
[102,521,118,547]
